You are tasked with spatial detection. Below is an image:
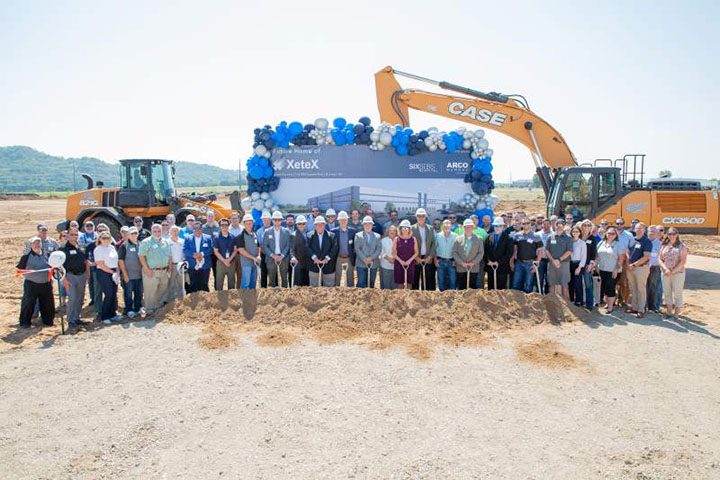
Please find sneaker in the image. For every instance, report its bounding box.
[138,308,146,317]
[102,318,113,325]
[127,311,137,319]
[67,324,79,335]
[76,319,90,326]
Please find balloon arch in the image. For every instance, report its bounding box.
[243,117,499,225]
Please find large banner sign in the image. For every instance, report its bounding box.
[272,145,471,179]
[269,145,473,218]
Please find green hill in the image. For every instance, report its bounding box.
[0,146,242,192]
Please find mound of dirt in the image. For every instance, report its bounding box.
[515,339,587,369]
[156,288,588,359]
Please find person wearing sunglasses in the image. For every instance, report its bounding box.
[512,219,544,294]
[625,222,652,318]
[118,227,144,318]
[596,227,623,312]
[646,225,664,313]
[60,229,91,332]
[613,217,636,308]
[94,232,122,324]
[659,228,689,318]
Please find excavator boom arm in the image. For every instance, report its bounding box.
[375,66,577,169]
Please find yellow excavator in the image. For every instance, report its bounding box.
[376,66,720,234]
[58,159,240,237]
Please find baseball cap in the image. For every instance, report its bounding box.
[193,222,203,230]
[415,208,427,216]
[128,226,138,234]
[296,215,307,224]
[337,211,349,220]
[186,214,196,221]
[362,215,374,224]
[37,223,48,230]
[29,236,41,243]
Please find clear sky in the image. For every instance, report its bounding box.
[1,0,718,182]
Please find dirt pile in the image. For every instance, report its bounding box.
[515,339,588,370]
[156,288,588,359]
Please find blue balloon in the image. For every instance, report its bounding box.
[288,121,303,135]
[358,116,371,126]
[475,208,494,220]
[479,160,493,175]
[333,117,347,129]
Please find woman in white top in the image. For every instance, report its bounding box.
[93,232,121,324]
[596,227,622,312]
[379,225,398,289]
[569,225,587,306]
[167,226,186,302]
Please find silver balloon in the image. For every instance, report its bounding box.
[260,192,269,200]
[250,191,260,201]
[254,145,267,156]
[314,118,329,130]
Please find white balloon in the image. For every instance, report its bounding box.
[370,131,380,142]
[470,151,480,159]
[377,143,385,150]
[379,132,393,146]
[260,192,270,200]
[48,251,66,268]
[478,139,489,150]
[250,192,260,201]
[314,118,329,130]
[485,149,494,157]
[428,144,437,152]
[263,151,271,159]
[253,200,264,210]
[254,145,267,156]
[264,199,273,208]
[463,140,471,149]
[474,129,485,138]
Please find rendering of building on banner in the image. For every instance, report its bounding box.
[306,185,449,214]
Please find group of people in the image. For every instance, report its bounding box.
[17,206,690,333]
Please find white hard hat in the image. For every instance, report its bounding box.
[362,215,374,224]
[399,219,411,228]
[271,210,283,220]
[261,210,271,219]
[415,208,427,216]
[492,217,505,227]
[337,210,349,220]
[314,215,326,225]
[242,214,254,223]
[326,208,336,217]
[463,219,474,227]
[296,215,307,224]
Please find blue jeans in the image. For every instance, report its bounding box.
[356,266,378,288]
[240,264,257,289]
[512,261,535,293]
[96,270,118,321]
[538,259,549,294]
[580,268,594,308]
[437,259,456,291]
[122,278,143,314]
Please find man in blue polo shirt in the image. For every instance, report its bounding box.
[625,222,652,318]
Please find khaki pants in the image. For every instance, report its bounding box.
[662,271,685,308]
[309,271,336,287]
[335,257,354,287]
[627,265,650,313]
[168,264,184,302]
[617,268,631,306]
[216,258,237,290]
[143,269,169,313]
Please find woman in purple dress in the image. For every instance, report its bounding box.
[392,220,418,289]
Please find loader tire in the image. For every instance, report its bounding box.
[90,214,122,241]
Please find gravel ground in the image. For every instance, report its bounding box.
[1,311,719,479]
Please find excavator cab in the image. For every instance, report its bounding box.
[547,167,623,221]
[118,159,177,208]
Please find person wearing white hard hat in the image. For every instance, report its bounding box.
[411,208,436,291]
[453,219,484,289]
[392,219,418,289]
[227,211,244,288]
[354,216,382,288]
[236,213,262,289]
[307,216,338,287]
[17,236,56,328]
[289,215,310,286]
[484,217,513,290]
[325,208,338,230]
[331,211,357,286]
[256,210,272,288]
[263,211,291,287]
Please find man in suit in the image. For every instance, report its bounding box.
[263,211,291,287]
[331,211,357,287]
[255,210,272,288]
[411,208,436,291]
[484,217,514,290]
[452,219,485,290]
[183,222,214,293]
[306,216,337,287]
[290,215,310,286]
[354,216,382,288]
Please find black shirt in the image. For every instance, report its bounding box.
[513,231,543,261]
[584,236,597,264]
[61,242,88,275]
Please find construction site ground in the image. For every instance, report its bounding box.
[1,196,719,479]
